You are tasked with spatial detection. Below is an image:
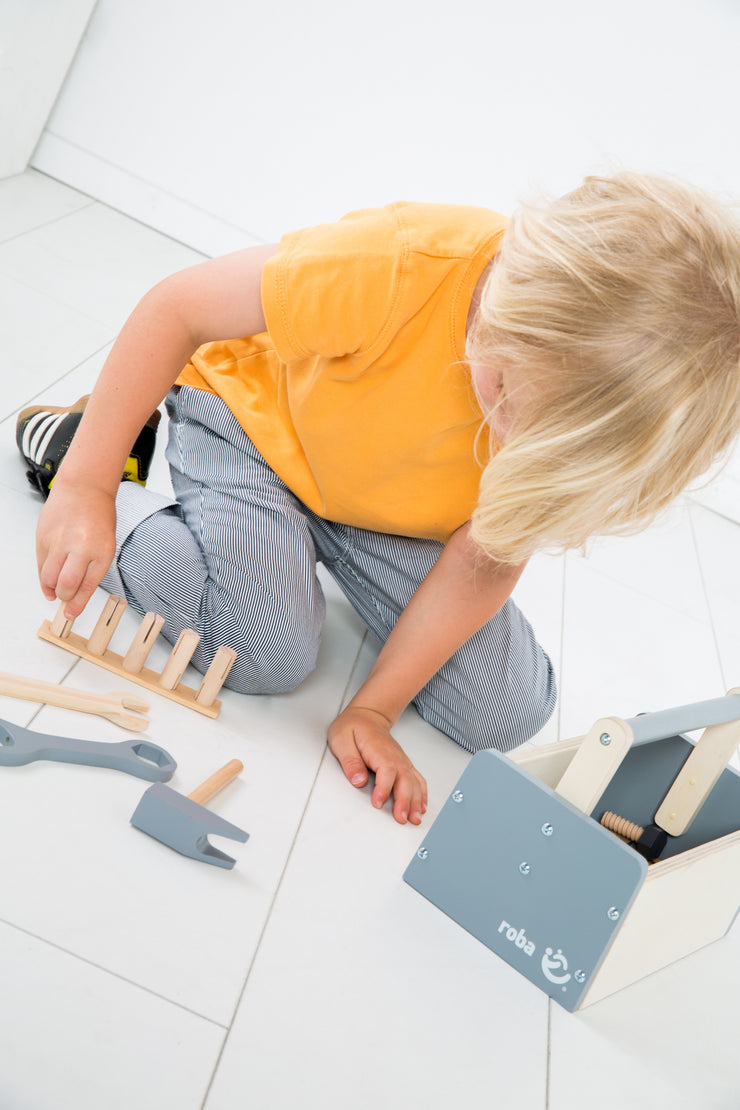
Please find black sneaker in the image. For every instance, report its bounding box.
[16,395,161,498]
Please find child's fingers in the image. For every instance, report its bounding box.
[392,770,426,825]
[372,766,424,825]
[37,548,64,597]
[371,764,397,812]
[62,567,102,619]
[328,728,370,788]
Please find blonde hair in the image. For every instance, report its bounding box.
[467,171,740,563]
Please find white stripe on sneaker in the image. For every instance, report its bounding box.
[27,414,64,463]
[22,413,56,459]
[33,414,66,465]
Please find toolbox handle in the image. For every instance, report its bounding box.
[555,716,634,815]
[556,689,740,820]
[625,692,740,745]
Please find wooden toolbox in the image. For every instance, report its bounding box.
[404,693,740,1011]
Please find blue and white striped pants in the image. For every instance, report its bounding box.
[103,386,556,753]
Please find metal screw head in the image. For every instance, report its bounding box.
[607,907,620,922]
[574,970,587,984]
[600,733,612,746]
[519,862,531,875]
[417,847,428,860]
[452,790,464,804]
[541,823,554,837]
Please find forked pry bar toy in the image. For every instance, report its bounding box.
[38,595,236,719]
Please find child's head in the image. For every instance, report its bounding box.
[467,171,740,563]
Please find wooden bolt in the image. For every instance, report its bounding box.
[195,646,237,707]
[122,613,165,674]
[159,629,200,690]
[50,602,74,639]
[87,595,128,656]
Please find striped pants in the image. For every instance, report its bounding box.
[103,386,556,754]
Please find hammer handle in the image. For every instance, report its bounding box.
[188,759,243,806]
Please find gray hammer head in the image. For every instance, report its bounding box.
[131,782,249,869]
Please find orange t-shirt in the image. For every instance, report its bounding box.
[177,202,506,542]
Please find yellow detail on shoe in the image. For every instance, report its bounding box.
[122,455,146,486]
[47,455,145,491]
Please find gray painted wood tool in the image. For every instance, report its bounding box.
[130,759,249,868]
[0,717,176,782]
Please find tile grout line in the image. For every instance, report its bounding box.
[337,629,370,711]
[0,196,97,248]
[198,637,369,1109]
[0,914,229,1031]
[686,504,728,690]
[20,656,86,729]
[564,547,709,626]
[0,258,125,335]
[36,138,269,253]
[556,555,566,741]
[545,999,552,1108]
[0,337,114,428]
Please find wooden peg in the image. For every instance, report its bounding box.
[195,646,237,707]
[122,613,165,674]
[159,629,200,690]
[87,594,128,656]
[50,603,74,639]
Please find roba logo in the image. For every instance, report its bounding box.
[498,920,573,986]
[540,947,572,985]
[497,919,536,957]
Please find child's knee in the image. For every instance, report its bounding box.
[210,617,321,696]
[222,647,317,696]
[416,654,557,754]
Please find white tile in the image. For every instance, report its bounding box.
[514,551,565,744]
[0,486,97,685]
[690,504,740,691]
[558,553,723,740]
[34,132,264,258]
[0,571,364,1027]
[0,344,176,505]
[549,919,740,1110]
[206,655,548,1109]
[568,500,707,622]
[0,347,111,498]
[0,169,91,242]
[689,435,740,525]
[0,203,205,332]
[0,920,224,1110]
[0,272,112,420]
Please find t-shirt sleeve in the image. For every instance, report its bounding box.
[260,206,406,362]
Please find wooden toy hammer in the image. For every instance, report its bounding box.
[130,760,249,868]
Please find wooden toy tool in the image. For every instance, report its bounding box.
[38,596,236,718]
[130,760,248,869]
[0,671,150,731]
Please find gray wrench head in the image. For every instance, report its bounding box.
[130,783,249,868]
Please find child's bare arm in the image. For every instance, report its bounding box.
[328,525,525,824]
[36,244,278,618]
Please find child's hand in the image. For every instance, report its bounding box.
[327,705,428,825]
[35,481,117,619]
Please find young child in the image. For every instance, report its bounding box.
[17,173,740,827]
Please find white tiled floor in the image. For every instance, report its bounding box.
[1,171,738,1110]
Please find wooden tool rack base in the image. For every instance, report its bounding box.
[38,596,237,719]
